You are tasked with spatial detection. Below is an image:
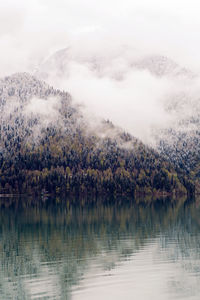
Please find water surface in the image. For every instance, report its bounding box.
[0,196,200,299]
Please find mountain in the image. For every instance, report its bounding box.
[36,48,195,83]
[35,48,200,174]
[0,72,190,196]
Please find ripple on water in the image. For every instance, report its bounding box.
[1,200,200,299]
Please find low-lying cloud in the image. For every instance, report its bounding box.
[62,61,173,143]
[1,0,200,144]
[38,48,200,144]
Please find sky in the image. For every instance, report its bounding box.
[1,0,200,142]
[1,0,200,75]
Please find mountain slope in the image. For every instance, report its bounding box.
[0,73,190,196]
[153,87,200,180]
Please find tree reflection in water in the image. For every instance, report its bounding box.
[0,196,199,299]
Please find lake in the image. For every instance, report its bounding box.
[0,196,200,299]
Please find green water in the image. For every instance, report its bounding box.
[0,197,200,299]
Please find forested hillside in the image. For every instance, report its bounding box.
[0,73,194,196]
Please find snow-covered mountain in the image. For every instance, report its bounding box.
[0,48,199,195]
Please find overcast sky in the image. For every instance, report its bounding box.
[1,0,200,76]
[1,0,200,143]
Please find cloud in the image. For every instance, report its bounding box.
[1,0,200,76]
[47,60,176,143]
[2,0,200,143]
[24,97,60,119]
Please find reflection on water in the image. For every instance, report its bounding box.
[0,196,200,299]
